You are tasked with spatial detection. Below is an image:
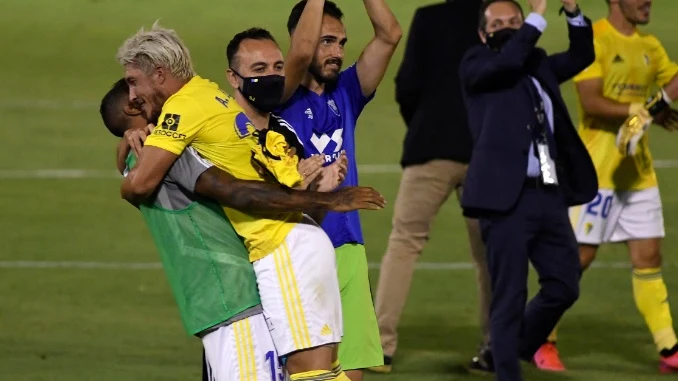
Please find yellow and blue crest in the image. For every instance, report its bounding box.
[234,112,254,138]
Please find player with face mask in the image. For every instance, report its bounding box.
[102,77,385,381]
[116,8,384,380]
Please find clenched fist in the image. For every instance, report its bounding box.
[528,0,547,15]
[560,0,578,13]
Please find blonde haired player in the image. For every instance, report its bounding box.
[536,0,678,373]
[116,18,377,381]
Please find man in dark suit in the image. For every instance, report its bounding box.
[459,0,597,380]
[371,0,494,374]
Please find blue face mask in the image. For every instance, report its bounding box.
[485,27,518,51]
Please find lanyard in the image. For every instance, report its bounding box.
[525,80,558,186]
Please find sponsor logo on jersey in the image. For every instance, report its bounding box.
[327,99,340,116]
[310,128,343,153]
[161,113,181,131]
[613,83,648,97]
[310,129,344,163]
[153,129,187,139]
[155,113,187,139]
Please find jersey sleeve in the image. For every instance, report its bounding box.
[573,39,605,83]
[123,152,137,177]
[653,39,678,87]
[144,95,205,156]
[270,117,305,158]
[337,63,375,121]
[165,147,215,193]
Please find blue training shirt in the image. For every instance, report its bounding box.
[277,63,374,248]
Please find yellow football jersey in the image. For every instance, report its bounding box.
[144,76,301,262]
[574,18,678,191]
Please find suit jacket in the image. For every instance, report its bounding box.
[459,16,598,217]
[395,0,482,166]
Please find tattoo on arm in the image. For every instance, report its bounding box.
[196,167,337,213]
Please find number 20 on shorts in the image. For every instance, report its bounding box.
[585,192,613,219]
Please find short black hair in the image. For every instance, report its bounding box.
[287,0,344,35]
[99,78,130,138]
[478,0,524,32]
[226,27,278,68]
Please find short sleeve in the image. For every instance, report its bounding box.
[165,147,215,193]
[144,95,205,156]
[574,39,604,83]
[337,63,375,119]
[653,39,678,87]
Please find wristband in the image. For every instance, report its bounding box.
[646,90,670,117]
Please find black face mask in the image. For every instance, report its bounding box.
[231,69,285,113]
[485,28,518,51]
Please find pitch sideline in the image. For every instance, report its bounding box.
[0,160,677,179]
[0,260,631,271]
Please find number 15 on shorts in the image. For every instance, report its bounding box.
[265,351,285,381]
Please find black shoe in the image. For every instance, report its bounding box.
[660,344,678,358]
[468,346,494,374]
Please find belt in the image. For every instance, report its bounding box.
[524,176,553,188]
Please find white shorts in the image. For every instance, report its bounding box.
[202,313,287,381]
[253,220,343,356]
[570,187,665,245]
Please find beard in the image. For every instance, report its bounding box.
[146,89,167,123]
[309,57,343,86]
[620,1,651,25]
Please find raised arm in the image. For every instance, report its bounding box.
[282,0,325,102]
[395,8,426,125]
[460,14,544,93]
[355,0,402,98]
[546,2,594,83]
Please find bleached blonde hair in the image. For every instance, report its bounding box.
[116,21,195,81]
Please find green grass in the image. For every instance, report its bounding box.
[2,0,678,380]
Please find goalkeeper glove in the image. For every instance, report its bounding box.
[659,109,678,131]
[616,89,672,156]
